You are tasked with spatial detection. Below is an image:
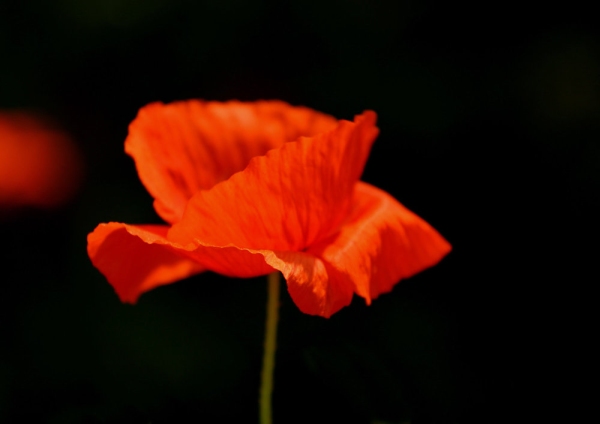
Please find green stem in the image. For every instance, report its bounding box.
[259,272,280,424]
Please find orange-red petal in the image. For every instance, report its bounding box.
[125,100,338,224]
[87,223,205,303]
[261,251,354,318]
[165,245,355,317]
[86,180,449,316]
[168,111,379,253]
[88,227,353,316]
[308,182,452,304]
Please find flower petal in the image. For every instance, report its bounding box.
[262,251,354,318]
[125,100,338,224]
[169,245,354,317]
[88,223,283,303]
[308,182,452,304]
[168,111,379,253]
[87,223,205,303]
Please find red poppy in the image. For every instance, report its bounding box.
[87,100,450,317]
[0,111,83,210]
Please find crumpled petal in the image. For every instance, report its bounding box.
[86,181,449,316]
[261,251,355,318]
[87,223,205,303]
[308,182,452,304]
[168,111,379,253]
[125,100,338,224]
[88,222,283,303]
[88,219,354,316]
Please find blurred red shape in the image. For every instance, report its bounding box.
[0,111,83,210]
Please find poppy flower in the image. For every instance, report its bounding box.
[87,100,450,317]
[0,111,83,210]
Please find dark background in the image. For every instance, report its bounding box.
[0,1,596,423]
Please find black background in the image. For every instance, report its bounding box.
[1,1,596,423]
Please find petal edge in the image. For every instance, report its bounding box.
[309,182,452,304]
[125,100,338,223]
[87,223,205,303]
[262,251,354,318]
[168,111,379,253]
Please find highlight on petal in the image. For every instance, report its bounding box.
[308,182,452,304]
[0,111,83,210]
[87,223,205,303]
[168,111,379,254]
[125,100,338,224]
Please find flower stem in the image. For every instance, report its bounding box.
[260,272,280,424]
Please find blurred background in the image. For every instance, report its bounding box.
[0,0,596,422]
